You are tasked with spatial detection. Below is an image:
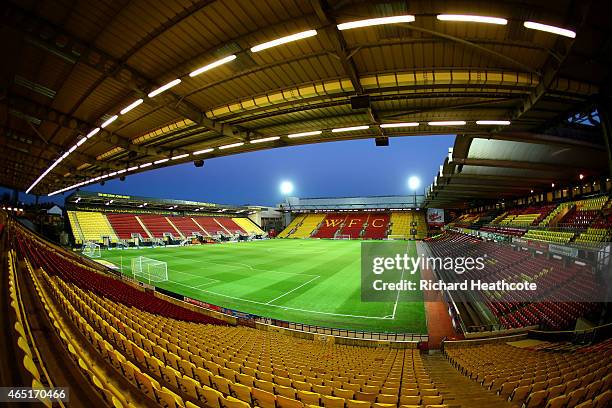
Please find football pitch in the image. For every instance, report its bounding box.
[100,239,426,333]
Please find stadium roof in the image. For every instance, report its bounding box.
[423,130,609,208]
[66,190,258,214]
[2,0,611,200]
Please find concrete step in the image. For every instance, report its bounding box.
[422,354,520,408]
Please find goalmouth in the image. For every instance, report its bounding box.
[82,241,101,258]
[130,256,168,284]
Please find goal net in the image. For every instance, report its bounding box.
[335,234,351,240]
[131,256,168,284]
[82,242,101,258]
[386,234,409,240]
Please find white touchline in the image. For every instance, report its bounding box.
[266,275,321,304]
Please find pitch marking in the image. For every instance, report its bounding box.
[265,275,321,304]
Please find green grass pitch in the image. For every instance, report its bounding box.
[99,239,427,333]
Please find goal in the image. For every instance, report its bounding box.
[386,234,409,240]
[82,242,101,258]
[335,234,351,240]
[131,256,168,284]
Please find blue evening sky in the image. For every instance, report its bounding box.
[13,135,455,207]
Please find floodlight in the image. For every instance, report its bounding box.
[408,176,420,191]
[280,181,294,195]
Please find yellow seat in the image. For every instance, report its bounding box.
[251,387,276,408]
[297,390,321,406]
[276,395,304,408]
[200,385,223,408]
[322,394,345,408]
[212,375,231,394]
[422,395,443,405]
[346,400,371,408]
[275,385,297,399]
[254,378,275,393]
[334,387,354,399]
[223,395,251,408]
[229,383,252,404]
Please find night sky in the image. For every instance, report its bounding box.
[14,135,455,207]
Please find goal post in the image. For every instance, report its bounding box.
[335,234,351,240]
[386,234,409,240]
[130,256,168,284]
[82,242,101,258]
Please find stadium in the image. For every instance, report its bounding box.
[1,1,611,408]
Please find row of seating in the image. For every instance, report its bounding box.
[444,342,611,408]
[7,250,56,407]
[69,211,262,243]
[280,212,424,240]
[522,230,576,244]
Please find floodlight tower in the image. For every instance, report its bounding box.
[280,181,295,228]
[408,176,420,207]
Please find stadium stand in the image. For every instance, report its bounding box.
[232,218,265,235]
[193,217,228,236]
[138,214,183,239]
[522,230,575,244]
[71,211,119,244]
[338,213,368,239]
[312,213,347,238]
[67,210,84,244]
[389,212,411,238]
[286,214,326,238]
[426,232,600,330]
[444,342,611,408]
[170,216,206,238]
[106,213,151,240]
[362,213,390,239]
[277,214,307,238]
[215,217,246,235]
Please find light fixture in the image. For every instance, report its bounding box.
[280,181,294,195]
[189,55,237,77]
[331,125,369,133]
[250,30,317,52]
[476,120,511,125]
[551,183,555,188]
[101,115,118,128]
[530,190,534,193]
[148,78,182,98]
[154,158,169,164]
[250,136,280,144]
[127,166,138,171]
[428,121,466,126]
[86,128,100,138]
[193,148,214,155]
[523,21,576,38]
[140,162,152,168]
[171,154,189,160]
[337,15,415,31]
[218,142,244,150]
[380,122,419,128]
[437,14,507,25]
[287,130,322,138]
[579,174,584,180]
[117,169,126,174]
[120,99,144,115]
[408,176,421,191]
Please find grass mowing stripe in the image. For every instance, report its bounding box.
[100,240,426,333]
